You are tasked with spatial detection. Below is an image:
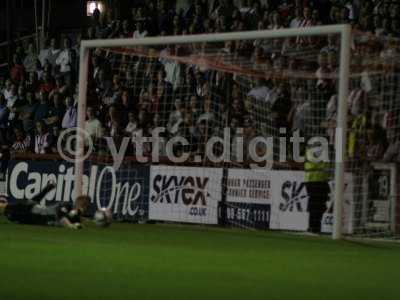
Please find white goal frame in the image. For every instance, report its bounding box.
[75,25,352,240]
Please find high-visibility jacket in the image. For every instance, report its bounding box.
[348,114,366,159]
[304,148,330,183]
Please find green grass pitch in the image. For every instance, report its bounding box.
[1,218,400,300]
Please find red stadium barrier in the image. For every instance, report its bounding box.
[10,153,302,170]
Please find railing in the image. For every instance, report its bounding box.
[0,33,38,48]
[0,32,40,77]
[8,153,302,170]
[0,32,39,67]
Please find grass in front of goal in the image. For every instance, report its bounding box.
[0,219,399,300]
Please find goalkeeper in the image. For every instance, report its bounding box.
[0,183,89,230]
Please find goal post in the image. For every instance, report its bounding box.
[75,25,352,239]
[333,25,351,239]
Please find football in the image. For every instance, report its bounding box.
[94,208,112,227]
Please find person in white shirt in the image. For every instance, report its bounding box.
[159,45,182,91]
[56,38,76,86]
[85,106,103,143]
[296,7,314,45]
[125,111,138,135]
[315,53,332,88]
[239,0,252,16]
[320,35,338,54]
[167,99,185,136]
[61,96,77,129]
[247,78,270,102]
[34,120,52,154]
[133,21,148,39]
[2,79,12,100]
[290,7,304,28]
[11,127,31,153]
[5,84,18,122]
[383,133,400,163]
[344,1,355,21]
[39,38,60,69]
[23,42,36,73]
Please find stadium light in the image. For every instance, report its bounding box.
[86,1,104,16]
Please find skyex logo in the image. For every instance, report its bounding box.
[151,175,211,216]
[279,181,308,212]
[8,162,142,217]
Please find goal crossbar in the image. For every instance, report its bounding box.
[81,25,350,48]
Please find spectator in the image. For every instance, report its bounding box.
[167,99,185,136]
[5,84,18,123]
[188,95,201,121]
[10,54,25,83]
[56,37,76,86]
[121,89,134,112]
[23,42,37,73]
[61,96,77,129]
[34,121,53,154]
[40,71,56,93]
[105,105,122,137]
[296,7,314,45]
[0,94,9,141]
[290,6,303,28]
[17,85,27,107]
[85,106,103,141]
[315,53,331,88]
[148,83,161,114]
[34,91,51,122]
[34,59,44,81]
[125,111,138,136]
[160,45,182,91]
[46,92,66,136]
[2,79,13,100]
[121,20,133,38]
[26,71,40,92]
[177,111,197,155]
[50,76,69,99]
[366,123,387,161]
[321,35,338,54]
[195,71,210,98]
[0,0,398,170]
[39,38,61,69]
[133,21,149,39]
[197,96,215,128]
[107,74,123,105]
[11,126,32,153]
[383,135,400,163]
[19,90,38,133]
[0,146,9,178]
[95,68,112,101]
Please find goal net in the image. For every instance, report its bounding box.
[73,26,399,239]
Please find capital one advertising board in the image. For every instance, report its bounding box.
[7,160,149,221]
[149,166,222,224]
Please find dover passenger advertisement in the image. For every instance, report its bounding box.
[226,169,272,229]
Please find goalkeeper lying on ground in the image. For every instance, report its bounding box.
[0,183,89,230]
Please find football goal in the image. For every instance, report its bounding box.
[73,25,399,240]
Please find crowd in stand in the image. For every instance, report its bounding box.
[1,0,400,173]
